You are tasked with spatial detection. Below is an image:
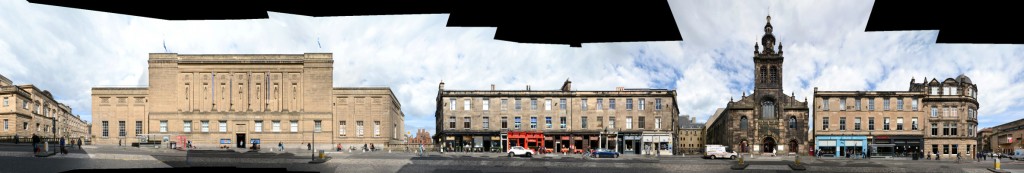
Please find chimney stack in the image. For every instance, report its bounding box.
[439,81,445,90]
[527,85,531,91]
[616,86,624,91]
[491,84,495,91]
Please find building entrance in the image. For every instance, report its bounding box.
[236,133,246,148]
[763,137,776,153]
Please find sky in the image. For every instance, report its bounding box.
[1,0,1023,136]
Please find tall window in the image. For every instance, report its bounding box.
[639,98,646,110]
[655,98,662,110]
[483,117,490,129]
[339,121,346,136]
[821,97,829,111]
[655,117,661,129]
[514,117,522,129]
[159,120,167,133]
[357,121,364,137]
[942,123,949,136]
[626,117,633,129]
[290,120,298,132]
[839,98,846,111]
[897,98,904,111]
[545,117,552,128]
[531,99,538,110]
[951,87,958,95]
[868,98,875,111]
[896,117,904,130]
[482,99,489,111]
[638,117,645,129]
[374,121,380,136]
[931,106,938,117]
[855,98,862,111]
[884,98,891,111]
[839,117,846,131]
[854,117,862,130]
[582,116,588,128]
[912,98,919,111]
[136,121,144,134]
[501,117,508,129]
[253,121,261,132]
[118,121,126,137]
[559,117,566,129]
[2,97,7,107]
[740,116,749,130]
[596,117,603,128]
[626,99,633,110]
[464,99,471,110]
[582,99,588,110]
[608,116,615,129]
[912,118,919,130]
[609,99,616,109]
[220,120,228,132]
[789,117,798,129]
[931,123,938,136]
[951,122,958,136]
[515,98,522,110]
[952,106,958,117]
[271,121,279,132]
[315,120,322,132]
[931,87,939,95]
[953,144,959,154]
[449,98,455,110]
[530,117,537,129]
[560,98,567,110]
[184,120,192,132]
[883,118,890,130]
[944,145,949,154]
[464,117,471,129]
[822,117,829,130]
[202,120,211,132]
[868,117,875,130]
[597,99,604,110]
[448,116,455,129]
[762,100,776,118]
[102,121,109,137]
[545,99,552,110]
[944,106,950,117]
[501,99,508,111]
[2,119,7,131]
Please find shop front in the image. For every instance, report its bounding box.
[620,132,642,155]
[442,132,501,152]
[641,132,673,155]
[507,131,544,152]
[870,135,922,157]
[815,136,868,157]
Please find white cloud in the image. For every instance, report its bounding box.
[1,0,1022,135]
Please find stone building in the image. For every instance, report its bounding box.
[705,15,812,156]
[984,119,1024,155]
[977,128,992,153]
[676,115,704,154]
[90,53,404,149]
[410,128,432,145]
[813,75,980,158]
[435,80,679,155]
[0,74,89,140]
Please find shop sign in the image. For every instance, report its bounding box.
[561,136,570,140]
[220,139,232,144]
[544,137,553,140]
[660,137,670,142]
[445,136,455,140]
[250,138,261,144]
[573,136,583,140]
[491,136,501,141]
[590,136,599,140]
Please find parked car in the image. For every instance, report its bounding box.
[1010,149,1024,160]
[592,148,620,158]
[508,146,535,157]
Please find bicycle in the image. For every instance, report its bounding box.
[582,151,593,160]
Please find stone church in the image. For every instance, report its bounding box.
[705,15,811,155]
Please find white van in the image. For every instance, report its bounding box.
[1010,149,1024,160]
[705,144,738,159]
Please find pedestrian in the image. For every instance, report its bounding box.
[307,142,311,151]
[419,144,425,156]
[31,134,39,153]
[78,138,82,149]
[363,143,368,152]
[59,137,67,155]
[14,134,18,144]
[278,142,284,151]
[371,143,375,152]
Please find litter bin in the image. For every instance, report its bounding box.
[319,150,325,159]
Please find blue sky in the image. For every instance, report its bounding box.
[1,0,1023,136]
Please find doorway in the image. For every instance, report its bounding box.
[763,137,776,153]
[236,133,246,148]
[789,140,799,153]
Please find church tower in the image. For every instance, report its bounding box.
[754,15,784,91]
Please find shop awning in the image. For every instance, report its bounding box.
[818,140,836,146]
[846,140,863,146]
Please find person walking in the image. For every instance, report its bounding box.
[78,138,82,150]
[59,137,66,155]
[419,143,425,157]
[278,142,284,151]
[31,134,39,154]
[363,143,368,152]
[307,142,311,151]
[13,134,18,144]
[370,143,376,152]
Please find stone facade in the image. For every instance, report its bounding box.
[91,53,404,149]
[813,75,980,158]
[0,74,89,140]
[435,80,679,155]
[976,128,991,153]
[705,15,811,155]
[676,118,704,155]
[410,128,432,145]
[984,118,1024,155]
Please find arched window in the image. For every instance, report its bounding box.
[762,100,776,119]
[740,116,749,130]
[789,116,797,129]
[770,67,778,84]
[760,67,767,83]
